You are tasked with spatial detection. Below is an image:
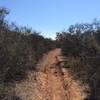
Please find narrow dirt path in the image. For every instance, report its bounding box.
[15,48,88,100]
[37,48,87,100]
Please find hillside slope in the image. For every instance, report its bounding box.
[15,48,88,100]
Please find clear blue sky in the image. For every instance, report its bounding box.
[0,0,100,39]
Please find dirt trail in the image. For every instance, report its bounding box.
[37,48,87,100]
[15,48,88,100]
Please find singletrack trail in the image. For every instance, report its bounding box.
[15,48,88,100]
[37,48,87,100]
